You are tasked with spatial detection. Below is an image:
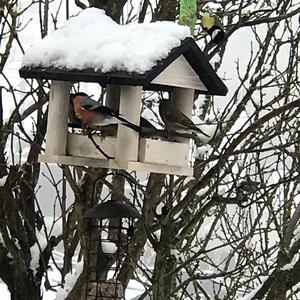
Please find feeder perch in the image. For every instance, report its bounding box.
[83,200,140,300]
[19,8,227,176]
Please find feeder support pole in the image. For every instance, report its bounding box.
[45,81,71,156]
[116,86,142,162]
[179,0,197,34]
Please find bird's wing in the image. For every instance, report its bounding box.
[82,101,140,131]
[160,101,193,127]
[80,98,118,118]
[93,106,118,117]
[169,109,196,128]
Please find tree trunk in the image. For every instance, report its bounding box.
[88,0,127,23]
[8,275,41,300]
[152,214,178,299]
[152,0,177,21]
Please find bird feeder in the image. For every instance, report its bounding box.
[83,200,140,300]
[19,8,227,176]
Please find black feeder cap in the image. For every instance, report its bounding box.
[84,200,140,220]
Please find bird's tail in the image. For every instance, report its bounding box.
[122,122,141,132]
[189,125,210,137]
[117,115,141,132]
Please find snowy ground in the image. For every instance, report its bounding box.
[0,280,145,299]
[0,256,146,300]
[0,283,143,300]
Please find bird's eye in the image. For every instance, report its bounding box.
[82,105,92,109]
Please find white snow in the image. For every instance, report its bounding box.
[125,279,146,299]
[194,145,212,156]
[290,223,300,249]
[191,117,217,142]
[281,253,299,271]
[29,229,48,275]
[196,186,210,197]
[0,233,4,245]
[286,145,296,153]
[102,241,118,254]
[55,262,84,300]
[22,8,191,74]
[0,175,7,187]
[0,283,10,299]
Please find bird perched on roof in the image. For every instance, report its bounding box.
[201,12,225,44]
[159,99,210,137]
[70,92,140,131]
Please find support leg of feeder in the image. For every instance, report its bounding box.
[170,87,195,144]
[116,86,142,162]
[106,84,120,112]
[45,81,71,156]
[171,87,194,118]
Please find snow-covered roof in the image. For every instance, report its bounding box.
[19,8,228,96]
[22,8,191,73]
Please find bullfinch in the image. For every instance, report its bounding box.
[70,92,140,131]
[159,99,209,137]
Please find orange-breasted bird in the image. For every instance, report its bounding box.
[70,92,140,131]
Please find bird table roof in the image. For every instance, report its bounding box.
[19,8,227,96]
[84,200,141,219]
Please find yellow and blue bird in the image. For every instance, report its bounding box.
[201,11,225,44]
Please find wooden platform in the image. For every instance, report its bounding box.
[38,154,194,176]
[38,133,194,176]
[66,133,189,164]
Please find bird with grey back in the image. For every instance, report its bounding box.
[70,92,140,131]
[159,99,210,137]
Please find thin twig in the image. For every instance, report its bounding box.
[85,129,114,160]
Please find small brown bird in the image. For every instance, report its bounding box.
[159,99,210,137]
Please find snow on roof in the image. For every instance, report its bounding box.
[22,8,191,74]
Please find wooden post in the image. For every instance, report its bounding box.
[105,84,120,111]
[171,87,194,118]
[115,86,142,162]
[171,87,195,145]
[45,81,71,156]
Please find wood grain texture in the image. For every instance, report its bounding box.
[45,81,71,156]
